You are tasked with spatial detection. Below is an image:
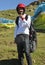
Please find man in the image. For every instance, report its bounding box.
[31,0,45,21]
[14,3,32,65]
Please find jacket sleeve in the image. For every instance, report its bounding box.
[14,25,18,38]
[31,5,42,21]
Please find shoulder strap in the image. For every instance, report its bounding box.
[15,16,19,26]
[25,15,28,20]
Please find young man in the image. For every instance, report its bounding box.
[14,3,32,65]
[31,0,45,21]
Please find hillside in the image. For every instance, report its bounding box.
[0,1,45,30]
[0,1,39,20]
[0,10,17,20]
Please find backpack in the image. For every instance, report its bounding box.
[29,22,37,53]
[15,15,37,53]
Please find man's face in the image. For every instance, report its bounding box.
[18,8,24,15]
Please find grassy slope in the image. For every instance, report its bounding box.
[0,4,37,20]
[0,10,18,20]
[0,28,45,65]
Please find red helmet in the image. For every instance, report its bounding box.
[17,3,26,9]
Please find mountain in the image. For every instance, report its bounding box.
[0,1,39,20]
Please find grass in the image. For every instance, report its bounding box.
[0,27,45,65]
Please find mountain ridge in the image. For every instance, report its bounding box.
[0,1,39,20]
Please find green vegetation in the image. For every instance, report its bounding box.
[0,4,37,20]
[0,10,18,20]
[0,27,45,65]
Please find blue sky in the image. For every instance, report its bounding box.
[0,0,37,11]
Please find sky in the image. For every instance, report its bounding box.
[0,0,37,11]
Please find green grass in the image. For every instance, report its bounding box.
[0,27,45,65]
[0,10,18,20]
